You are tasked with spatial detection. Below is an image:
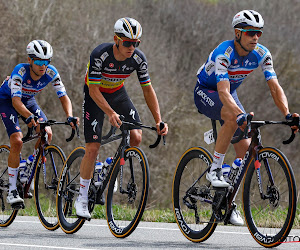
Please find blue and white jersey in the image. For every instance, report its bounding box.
[0,63,67,104]
[196,40,277,92]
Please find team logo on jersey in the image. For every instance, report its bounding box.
[18,67,26,77]
[93,58,102,70]
[109,63,114,68]
[139,62,148,73]
[129,109,136,120]
[35,109,41,116]
[27,80,31,84]
[234,59,238,64]
[93,135,98,140]
[1,113,6,118]
[10,114,15,124]
[16,126,20,130]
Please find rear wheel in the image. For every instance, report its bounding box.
[56,147,86,234]
[34,145,66,230]
[0,145,18,227]
[106,147,149,238]
[172,147,217,242]
[243,147,297,247]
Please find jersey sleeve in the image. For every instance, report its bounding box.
[259,50,277,81]
[215,53,230,83]
[133,50,151,87]
[86,48,107,86]
[47,66,67,98]
[10,65,26,98]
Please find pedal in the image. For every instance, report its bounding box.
[11,202,25,210]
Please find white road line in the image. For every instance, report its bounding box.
[0,243,93,250]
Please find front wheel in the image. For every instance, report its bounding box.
[56,147,86,234]
[34,145,66,230]
[172,147,217,242]
[243,147,297,248]
[106,147,149,238]
[0,145,18,227]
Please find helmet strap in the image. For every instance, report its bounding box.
[235,33,251,53]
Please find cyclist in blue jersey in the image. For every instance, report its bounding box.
[0,40,78,205]
[75,17,168,219]
[194,10,299,225]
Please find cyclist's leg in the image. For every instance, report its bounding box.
[230,91,251,158]
[0,100,24,204]
[108,86,142,147]
[194,86,230,187]
[25,98,50,144]
[77,85,104,218]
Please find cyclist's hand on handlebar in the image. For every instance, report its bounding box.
[156,121,168,136]
[25,114,38,128]
[236,112,254,131]
[67,116,80,129]
[286,113,300,133]
[109,112,122,128]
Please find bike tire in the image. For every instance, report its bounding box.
[243,147,297,247]
[172,147,217,242]
[56,147,86,234]
[34,145,66,230]
[0,145,18,227]
[106,147,149,238]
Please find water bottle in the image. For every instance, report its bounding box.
[26,155,34,174]
[19,159,28,183]
[102,157,112,179]
[221,163,231,182]
[94,161,104,186]
[228,158,242,182]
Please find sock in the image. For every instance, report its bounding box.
[8,166,19,192]
[210,151,225,172]
[79,177,91,200]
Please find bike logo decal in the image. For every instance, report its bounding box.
[108,220,123,234]
[259,152,279,162]
[254,232,275,243]
[91,119,98,133]
[126,150,142,163]
[174,208,191,235]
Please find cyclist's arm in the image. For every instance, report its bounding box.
[59,95,73,118]
[89,84,121,128]
[217,80,244,116]
[12,96,37,127]
[267,78,290,117]
[142,85,168,135]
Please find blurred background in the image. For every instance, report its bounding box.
[0,0,299,211]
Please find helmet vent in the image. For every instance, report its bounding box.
[42,47,47,55]
[33,44,39,53]
[254,14,260,23]
[122,23,130,33]
[244,13,251,20]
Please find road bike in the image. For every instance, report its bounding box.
[57,117,165,237]
[0,119,78,230]
[172,114,299,247]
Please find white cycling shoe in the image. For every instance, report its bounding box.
[74,198,91,219]
[206,169,230,188]
[229,208,244,226]
[6,189,24,204]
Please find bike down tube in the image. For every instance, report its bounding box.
[24,150,40,198]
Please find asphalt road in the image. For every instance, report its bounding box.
[0,216,300,249]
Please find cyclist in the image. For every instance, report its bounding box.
[76,17,168,219]
[0,40,78,205]
[194,10,299,225]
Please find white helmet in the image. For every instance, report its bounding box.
[232,10,264,28]
[114,17,142,39]
[26,40,53,60]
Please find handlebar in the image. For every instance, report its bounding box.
[231,114,300,145]
[22,119,80,142]
[101,115,166,148]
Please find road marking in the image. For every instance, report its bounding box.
[0,243,93,250]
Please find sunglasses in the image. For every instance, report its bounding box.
[116,35,140,48]
[33,59,51,66]
[236,28,263,37]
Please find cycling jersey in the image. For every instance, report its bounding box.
[0,63,67,104]
[85,43,151,93]
[196,40,277,92]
